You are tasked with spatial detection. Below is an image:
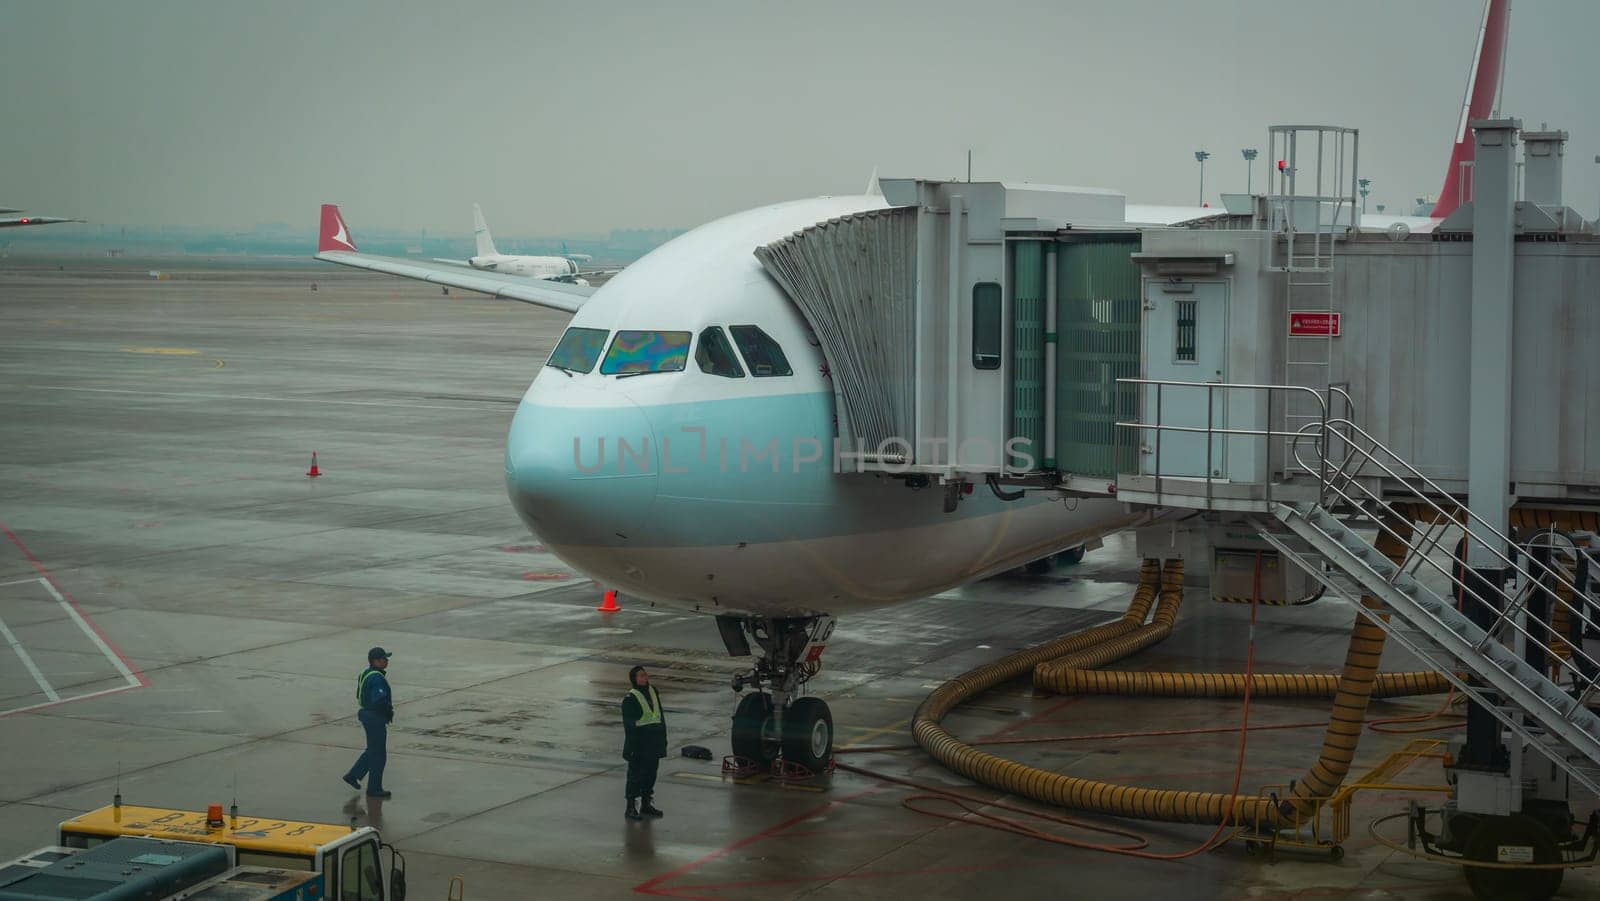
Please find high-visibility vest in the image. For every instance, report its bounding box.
[357,668,383,704]
[629,687,662,726]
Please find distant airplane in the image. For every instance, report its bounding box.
[432,204,609,285]
[0,207,83,229]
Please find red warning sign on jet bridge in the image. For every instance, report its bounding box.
[1289,312,1341,337]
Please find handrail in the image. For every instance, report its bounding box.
[1113,378,1356,508]
[1108,374,1600,725]
[1290,419,1600,714]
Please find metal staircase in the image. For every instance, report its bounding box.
[1114,377,1600,798]
[1256,505,1600,796]
[1264,412,1600,797]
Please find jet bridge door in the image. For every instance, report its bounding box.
[1141,279,1227,479]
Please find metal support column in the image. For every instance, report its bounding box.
[1464,118,1520,773]
[1466,118,1520,570]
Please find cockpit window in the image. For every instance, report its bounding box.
[728,325,792,377]
[547,327,609,373]
[695,327,745,378]
[599,330,691,376]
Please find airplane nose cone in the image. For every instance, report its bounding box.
[505,395,659,546]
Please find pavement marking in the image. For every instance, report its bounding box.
[26,385,511,412]
[0,682,144,718]
[37,577,141,689]
[121,347,201,355]
[0,611,59,702]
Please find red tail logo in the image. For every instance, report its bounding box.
[1430,0,1511,219]
[318,204,357,252]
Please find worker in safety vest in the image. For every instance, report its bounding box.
[621,665,667,820]
[342,647,394,800]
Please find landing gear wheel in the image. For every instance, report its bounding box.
[1057,546,1086,566]
[731,692,778,765]
[780,697,833,773]
[1461,814,1562,901]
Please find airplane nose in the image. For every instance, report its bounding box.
[505,395,659,546]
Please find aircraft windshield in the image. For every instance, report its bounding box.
[547,327,610,373]
[600,330,691,376]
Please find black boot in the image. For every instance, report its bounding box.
[640,796,663,818]
[625,798,643,821]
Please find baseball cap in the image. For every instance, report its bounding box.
[367,646,393,661]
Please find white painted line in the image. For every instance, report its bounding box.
[37,579,140,688]
[0,577,48,588]
[0,682,141,718]
[27,385,512,412]
[0,614,59,702]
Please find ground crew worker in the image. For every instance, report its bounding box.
[342,647,394,800]
[622,665,666,820]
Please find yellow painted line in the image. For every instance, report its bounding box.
[674,771,770,787]
[121,347,201,356]
[837,716,911,749]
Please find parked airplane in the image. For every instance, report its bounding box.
[313,0,1510,771]
[0,207,82,229]
[432,203,603,285]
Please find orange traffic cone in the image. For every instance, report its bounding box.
[306,451,322,478]
[597,589,620,612]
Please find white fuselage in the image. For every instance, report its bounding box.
[503,194,1156,619]
[470,253,584,282]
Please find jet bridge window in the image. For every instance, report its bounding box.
[729,325,792,377]
[972,282,1001,370]
[695,327,745,378]
[547,327,609,374]
[600,330,691,376]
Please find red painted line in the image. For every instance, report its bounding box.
[0,521,149,688]
[632,786,880,898]
[669,860,1056,893]
[985,694,1089,739]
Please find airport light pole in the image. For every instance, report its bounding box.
[1195,150,1211,206]
[1242,148,1258,195]
[1359,178,1371,214]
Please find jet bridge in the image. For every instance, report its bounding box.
[756,179,1188,484]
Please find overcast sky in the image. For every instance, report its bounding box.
[2,0,1595,235]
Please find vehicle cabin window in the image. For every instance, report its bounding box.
[547,327,609,374]
[728,325,792,377]
[971,282,1001,370]
[340,840,381,901]
[600,330,691,376]
[695,327,745,378]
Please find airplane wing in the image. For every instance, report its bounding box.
[314,205,592,314]
[0,215,83,228]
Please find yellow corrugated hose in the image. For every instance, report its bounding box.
[912,528,1446,828]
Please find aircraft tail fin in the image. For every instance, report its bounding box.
[318,204,358,253]
[472,203,499,257]
[1430,0,1512,219]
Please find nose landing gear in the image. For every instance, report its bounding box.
[718,614,837,776]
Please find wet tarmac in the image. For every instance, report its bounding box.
[1,262,1595,899]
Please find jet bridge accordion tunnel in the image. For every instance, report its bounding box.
[754,180,1146,486]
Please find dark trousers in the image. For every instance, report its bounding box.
[346,708,388,793]
[625,754,659,801]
